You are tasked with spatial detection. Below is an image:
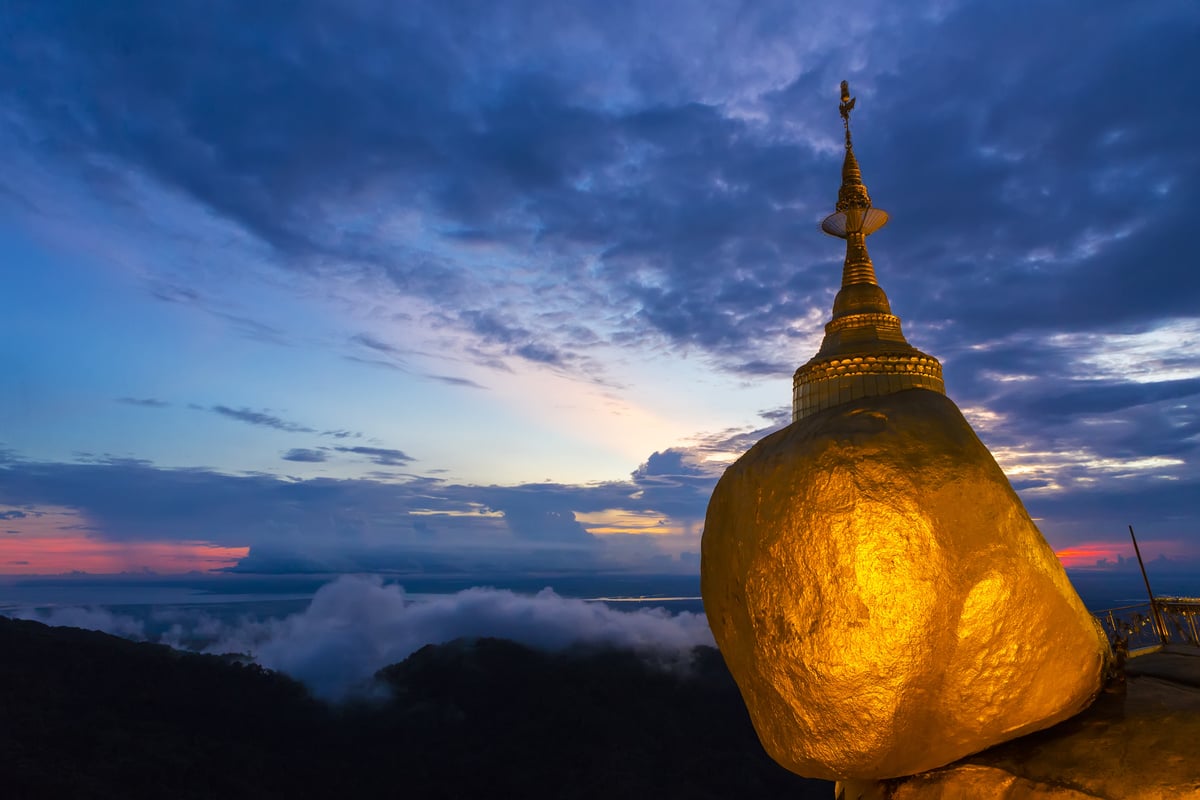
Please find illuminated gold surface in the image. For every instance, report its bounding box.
[700,389,1108,780]
[795,81,944,422]
[837,654,1200,798]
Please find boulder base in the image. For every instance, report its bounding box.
[701,389,1108,780]
[838,649,1200,798]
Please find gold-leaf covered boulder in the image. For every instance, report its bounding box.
[702,83,1109,781]
[701,389,1109,780]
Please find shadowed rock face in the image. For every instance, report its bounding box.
[701,388,1110,781]
[838,648,1200,799]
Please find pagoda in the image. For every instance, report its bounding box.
[792,81,945,421]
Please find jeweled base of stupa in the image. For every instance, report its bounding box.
[792,317,944,420]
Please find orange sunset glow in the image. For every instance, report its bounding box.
[0,535,248,575]
[1054,544,1129,569]
[0,506,247,574]
[1054,538,1200,570]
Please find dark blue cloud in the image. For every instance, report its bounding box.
[0,2,823,372]
[210,406,315,434]
[634,450,710,480]
[116,397,169,408]
[281,449,327,463]
[0,454,688,572]
[320,429,362,440]
[332,446,413,466]
[497,507,594,544]
[513,342,565,366]
[2,2,1195,358]
[424,374,488,390]
[6,0,1193,388]
[350,334,404,356]
[998,378,1200,423]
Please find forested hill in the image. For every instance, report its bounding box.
[0,616,832,799]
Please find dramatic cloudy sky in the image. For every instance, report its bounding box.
[1,0,1197,577]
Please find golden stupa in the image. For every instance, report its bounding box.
[792,82,944,421]
[701,82,1110,782]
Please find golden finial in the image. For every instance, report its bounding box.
[822,80,885,237]
[839,80,856,149]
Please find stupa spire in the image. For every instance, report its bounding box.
[820,81,891,318]
[791,81,945,421]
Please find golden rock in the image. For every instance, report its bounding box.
[701,389,1109,780]
[701,83,1110,780]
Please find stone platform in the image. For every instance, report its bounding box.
[837,646,1200,799]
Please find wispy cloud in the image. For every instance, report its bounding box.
[147,283,290,346]
[350,333,404,355]
[281,448,328,463]
[210,406,315,434]
[424,374,488,389]
[116,397,169,408]
[320,430,363,440]
[333,446,414,466]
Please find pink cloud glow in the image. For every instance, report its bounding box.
[0,506,246,574]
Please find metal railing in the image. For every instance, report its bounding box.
[1094,597,1200,651]
[1091,526,1200,652]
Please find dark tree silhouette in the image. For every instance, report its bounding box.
[0,616,832,799]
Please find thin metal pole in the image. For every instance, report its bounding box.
[1129,524,1167,644]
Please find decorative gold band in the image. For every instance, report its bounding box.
[824,312,902,335]
[791,353,945,421]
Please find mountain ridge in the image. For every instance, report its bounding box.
[0,615,832,799]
